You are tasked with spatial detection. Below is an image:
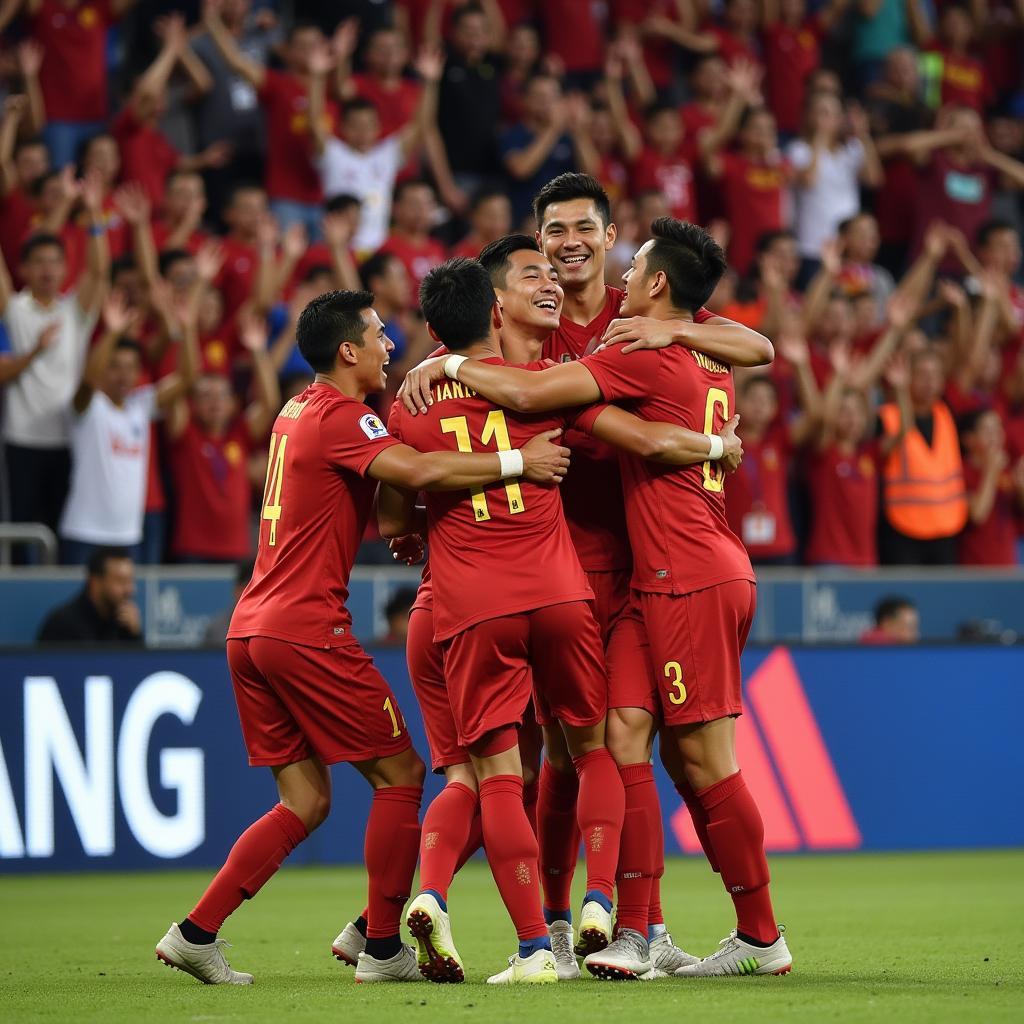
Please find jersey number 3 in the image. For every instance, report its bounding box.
[441,410,525,523]
[262,432,288,546]
[702,388,729,493]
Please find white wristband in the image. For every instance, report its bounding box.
[498,449,524,479]
[444,354,467,379]
[707,434,724,460]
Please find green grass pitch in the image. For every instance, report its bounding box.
[1,850,1021,1023]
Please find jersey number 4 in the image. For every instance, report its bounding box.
[441,410,525,523]
[261,431,288,546]
[702,387,729,493]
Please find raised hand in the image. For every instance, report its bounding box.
[521,427,571,484]
[103,289,134,335]
[923,220,949,261]
[257,212,280,250]
[157,12,189,54]
[3,94,27,122]
[16,40,43,79]
[308,38,335,77]
[331,17,360,63]
[937,278,967,309]
[886,292,917,332]
[725,59,763,105]
[80,170,106,213]
[281,223,308,263]
[199,140,233,169]
[414,45,445,83]
[883,352,910,391]
[777,324,810,366]
[820,236,843,276]
[323,209,354,250]
[113,182,151,225]
[238,307,269,353]
[398,355,449,414]
[195,240,226,282]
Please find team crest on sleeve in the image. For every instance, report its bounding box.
[359,413,390,440]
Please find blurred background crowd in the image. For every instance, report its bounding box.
[0,0,1023,575]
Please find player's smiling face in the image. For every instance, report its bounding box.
[620,240,657,317]
[538,199,616,289]
[497,249,564,333]
[355,308,394,394]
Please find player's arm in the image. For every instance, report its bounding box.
[586,405,743,471]
[375,482,422,538]
[599,313,774,367]
[399,355,601,416]
[202,0,266,89]
[366,427,570,491]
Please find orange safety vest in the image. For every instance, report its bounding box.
[879,401,967,540]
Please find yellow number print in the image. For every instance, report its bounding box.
[440,410,527,523]
[702,387,729,493]
[383,696,402,738]
[261,432,288,546]
[664,661,687,705]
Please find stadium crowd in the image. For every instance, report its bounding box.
[0,0,1023,568]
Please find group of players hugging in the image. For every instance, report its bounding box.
[153,173,793,986]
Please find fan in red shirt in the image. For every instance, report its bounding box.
[154,286,571,987]
[628,104,699,223]
[925,6,992,112]
[151,170,209,256]
[958,408,1024,565]
[0,115,48,279]
[403,218,791,976]
[215,184,267,317]
[167,308,279,561]
[448,189,511,260]
[202,7,337,222]
[705,107,792,275]
[378,179,446,308]
[761,0,830,137]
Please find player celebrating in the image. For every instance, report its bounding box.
[154,290,570,986]
[398,221,793,978]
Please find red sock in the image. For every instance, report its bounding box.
[536,760,579,912]
[523,778,539,835]
[364,786,422,938]
[614,763,659,935]
[697,771,777,944]
[573,748,625,901]
[418,782,477,901]
[479,775,547,940]
[676,776,719,872]
[648,877,664,928]
[453,805,483,874]
[189,803,307,933]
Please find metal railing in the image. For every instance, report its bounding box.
[0,523,57,566]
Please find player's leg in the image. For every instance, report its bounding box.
[155,638,319,985]
[530,602,625,959]
[647,583,791,977]
[519,704,543,832]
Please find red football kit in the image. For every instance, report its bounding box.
[576,342,756,725]
[806,442,880,567]
[227,382,411,766]
[630,144,699,222]
[719,152,789,275]
[387,363,605,747]
[763,20,823,136]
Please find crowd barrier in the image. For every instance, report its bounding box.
[2,566,1024,647]
[1,644,1020,874]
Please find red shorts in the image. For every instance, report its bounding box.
[638,580,757,726]
[588,569,658,717]
[444,601,607,745]
[227,636,412,767]
[407,606,470,773]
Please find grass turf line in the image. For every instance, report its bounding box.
[0,850,1021,1023]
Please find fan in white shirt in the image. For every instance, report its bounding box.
[307,41,444,253]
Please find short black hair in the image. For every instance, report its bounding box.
[359,250,399,290]
[114,338,143,357]
[533,172,612,230]
[158,248,192,277]
[976,218,1016,248]
[645,100,679,122]
[288,19,322,40]
[301,262,334,285]
[326,192,360,215]
[957,406,998,437]
[226,181,265,206]
[479,234,540,287]
[385,586,418,621]
[419,257,495,352]
[296,290,376,373]
[755,229,796,256]
[87,546,133,578]
[343,97,378,119]
[28,169,59,199]
[110,255,138,282]
[874,596,916,626]
[451,2,486,29]
[13,136,46,157]
[644,218,728,313]
[470,187,507,212]
[741,373,777,398]
[20,232,64,262]
[393,177,435,204]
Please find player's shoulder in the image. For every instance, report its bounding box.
[605,286,624,317]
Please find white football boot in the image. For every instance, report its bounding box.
[331,921,366,966]
[547,920,581,980]
[486,948,558,985]
[574,900,613,956]
[640,930,700,979]
[674,927,792,977]
[155,923,253,985]
[584,928,652,980]
[354,943,422,983]
[406,892,465,983]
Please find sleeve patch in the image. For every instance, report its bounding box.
[359,413,390,440]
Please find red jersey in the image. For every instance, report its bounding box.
[723,423,797,561]
[111,108,179,208]
[0,189,33,272]
[805,442,879,567]
[612,0,678,89]
[927,47,990,112]
[378,233,446,309]
[257,69,337,204]
[449,235,484,260]
[31,0,114,123]
[958,459,1020,565]
[216,236,258,316]
[151,219,208,255]
[228,383,400,646]
[386,362,593,641]
[576,343,754,595]
[720,152,788,275]
[539,0,605,73]
[170,418,253,559]
[706,25,762,69]
[630,144,698,222]
[763,21,822,136]
[351,74,422,138]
